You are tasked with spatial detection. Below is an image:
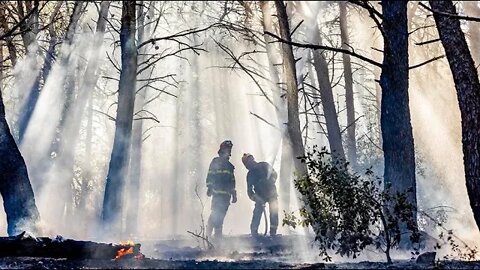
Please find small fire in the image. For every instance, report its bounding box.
[115,240,145,261]
[115,246,134,260]
[120,240,135,246]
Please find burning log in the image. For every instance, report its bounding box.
[0,232,143,260]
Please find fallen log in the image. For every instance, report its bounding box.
[0,232,142,260]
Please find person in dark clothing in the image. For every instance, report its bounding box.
[206,140,237,239]
[241,153,278,237]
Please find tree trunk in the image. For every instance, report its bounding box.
[306,53,327,142]
[429,0,480,232]
[17,1,39,53]
[260,0,294,213]
[125,0,155,237]
[0,234,142,260]
[101,0,137,236]
[0,80,40,236]
[16,0,41,142]
[0,2,18,68]
[191,32,203,207]
[274,0,307,177]
[296,1,345,163]
[17,1,83,143]
[380,0,417,225]
[34,1,109,228]
[340,1,357,167]
[39,1,63,95]
[78,93,93,213]
[464,1,480,65]
[311,27,346,162]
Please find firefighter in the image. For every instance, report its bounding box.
[206,140,237,239]
[242,153,279,237]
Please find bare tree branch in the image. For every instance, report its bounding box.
[0,1,47,40]
[419,2,480,22]
[137,23,219,49]
[340,115,364,134]
[249,111,280,131]
[409,55,445,70]
[215,39,279,110]
[415,38,441,46]
[93,109,116,122]
[265,31,382,68]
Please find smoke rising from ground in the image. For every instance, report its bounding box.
[0,0,478,263]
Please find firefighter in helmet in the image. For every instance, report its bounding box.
[242,153,278,237]
[206,140,237,239]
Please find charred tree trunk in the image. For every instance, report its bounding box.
[311,27,346,162]
[0,40,3,90]
[125,0,155,237]
[0,233,142,260]
[0,81,39,236]
[260,1,294,213]
[102,1,137,235]
[340,1,357,167]
[274,0,307,177]
[380,0,417,225]
[429,0,480,231]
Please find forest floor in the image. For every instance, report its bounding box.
[0,234,476,269]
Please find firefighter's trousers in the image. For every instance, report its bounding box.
[206,194,230,238]
[251,197,278,236]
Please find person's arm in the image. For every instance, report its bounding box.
[206,159,216,196]
[231,171,237,203]
[247,173,255,201]
[270,166,278,183]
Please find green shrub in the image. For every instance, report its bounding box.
[284,146,419,263]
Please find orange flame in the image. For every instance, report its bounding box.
[115,240,135,260]
[115,239,145,260]
[119,240,135,246]
[115,246,134,260]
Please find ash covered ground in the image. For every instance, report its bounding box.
[0,234,477,269]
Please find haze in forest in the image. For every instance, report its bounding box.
[1,0,480,264]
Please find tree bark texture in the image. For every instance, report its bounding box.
[0,233,141,260]
[274,0,307,177]
[380,0,417,215]
[311,25,346,163]
[102,0,137,234]
[126,0,155,237]
[340,1,357,167]
[0,81,39,236]
[260,0,294,213]
[0,3,18,67]
[430,0,480,231]
[17,1,39,53]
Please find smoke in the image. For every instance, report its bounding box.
[1,0,479,265]
[349,0,480,256]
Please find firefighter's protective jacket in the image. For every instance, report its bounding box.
[206,156,236,196]
[247,162,277,202]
